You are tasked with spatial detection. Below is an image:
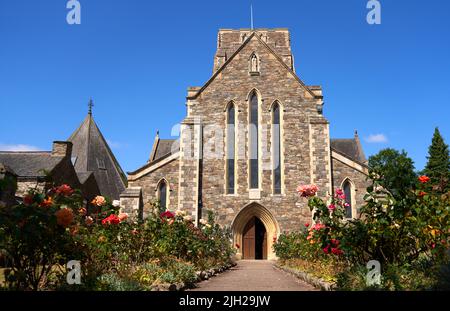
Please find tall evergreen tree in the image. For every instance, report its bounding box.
[424,127,450,189]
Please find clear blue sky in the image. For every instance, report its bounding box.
[1,0,449,173]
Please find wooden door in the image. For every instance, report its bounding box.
[255,217,267,259]
[243,217,255,259]
[262,230,267,260]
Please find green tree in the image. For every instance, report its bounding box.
[368,148,416,197]
[424,127,450,190]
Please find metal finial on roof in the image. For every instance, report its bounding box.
[354,129,359,137]
[156,130,160,137]
[88,98,94,115]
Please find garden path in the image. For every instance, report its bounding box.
[188,260,317,291]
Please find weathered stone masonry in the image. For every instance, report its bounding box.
[121,28,371,259]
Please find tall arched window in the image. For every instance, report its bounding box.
[343,180,353,218]
[272,102,281,194]
[158,180,168,211]
[249,92,259,189]
[226,103,236,194]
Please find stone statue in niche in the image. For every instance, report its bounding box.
[250,54,258,72]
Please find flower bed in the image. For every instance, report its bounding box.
[0,185,235,291]
[274,175,450,290]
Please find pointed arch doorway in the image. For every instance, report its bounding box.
[232,203,279,260]
[243,216,267,259]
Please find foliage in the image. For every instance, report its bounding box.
[96,258,197,291]
[131,257,197,287]
[336,261,439,291]
[0,184,234,291]
[368,148,417,198]
[0,185,85,290]
[424,127,450,191]
[274,173,450,290]
[352,174,450,265]
[97,273,142,291]
[280,258,344,283]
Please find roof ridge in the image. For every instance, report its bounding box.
[68,112,127,199]
[86,113,92,172]
[89,117,127,184]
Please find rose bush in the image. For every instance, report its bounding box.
[0,184,235,290]
[0,186,84,290]
[274,175,450,290]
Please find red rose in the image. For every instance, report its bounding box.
[160,211,175,219]
[23,195,34,206]
[56,184,74,196]
[418,175,430,183]
[418,191,427,197]
[102,214,121,225]
[330,239,340,247]
[304,223,310,228]
[235,243,240,249]
[323,245,330,254]
[331,247,344,255]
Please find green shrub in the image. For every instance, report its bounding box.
[274,173,450,290]
[97,273,142,291]
[0,183,235,291]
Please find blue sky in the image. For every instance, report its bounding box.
[0,0,449,173]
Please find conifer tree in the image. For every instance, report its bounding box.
[424,127,450,190]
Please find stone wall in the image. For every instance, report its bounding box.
[188,32,323,233]
[177,119,201,221]
[215,29,293,72]
[128,158,180,216]
[122,29,369,240]
[331,155,371,217]
[16,180,46,198]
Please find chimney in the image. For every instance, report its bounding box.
[52,141,73,158]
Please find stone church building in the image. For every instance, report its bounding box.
[120,28,370,260]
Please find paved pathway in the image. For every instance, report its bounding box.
[189,260,317,291]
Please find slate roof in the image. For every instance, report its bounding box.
[0,163,17,176]
[150,139,179,163]
[68,113,127,200]
[76,171,94,184]
[0,152,64,177]
[331,135,367,164]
